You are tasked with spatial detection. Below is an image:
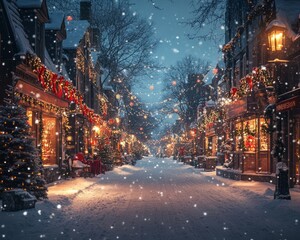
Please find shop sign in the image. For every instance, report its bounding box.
[16,79,69,108]
[226,99,247,119]
[276,96,300,112]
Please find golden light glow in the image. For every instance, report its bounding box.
[92,126,100,133]
[268,29,284,51]
[190,130,196,137]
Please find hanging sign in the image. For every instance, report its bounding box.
[276,96,300,112]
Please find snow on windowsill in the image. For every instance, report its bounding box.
[43,164,59,169]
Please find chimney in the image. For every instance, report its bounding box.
[80,0,92,22]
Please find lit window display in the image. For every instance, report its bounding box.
[42,116,57,165]
[205,136,217,156]
[84,126,90,155]
[26,110,33,127]
[235,122,243,151]
[235,119,257,152]
[259,118,269,151]
[243,119,256,152]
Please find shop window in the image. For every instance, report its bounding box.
[205,136,213,156]
[26,110,33,127]
[42,116,57,165]
[84,126,90,155]
[244,119,256,152]
[235,122,243,151]
[259,118,269,151]
[211,136,217,156]
[235,119,257,152]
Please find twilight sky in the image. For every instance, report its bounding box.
[129,0,224,108]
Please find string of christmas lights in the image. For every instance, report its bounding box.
[26,53,103,124]
[229,66,273,99]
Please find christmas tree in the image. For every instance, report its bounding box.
[96,136,113,171]
[0,78,47,199]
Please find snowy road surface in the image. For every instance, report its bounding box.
[1,156,300,240]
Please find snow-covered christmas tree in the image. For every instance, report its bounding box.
[0,78,47,199]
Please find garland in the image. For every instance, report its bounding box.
[198,109,221,132]
[230,66,273,99]
[26,54,102,124]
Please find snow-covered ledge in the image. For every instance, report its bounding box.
[43,164,59,169]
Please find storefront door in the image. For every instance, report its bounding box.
[42,115,57,165]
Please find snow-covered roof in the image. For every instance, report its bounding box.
[16,0,43,8]
[266,0,300,41]
[2,0,33,56]
[203,69,215,86]
[63,20,90,50]
[45,11,65,30]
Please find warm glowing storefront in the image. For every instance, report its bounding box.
[233,118,270,173]
[16,80,69,169]
[25,112,59,165]
[224,96,271,174]
[275,91,300,187]
[42,115,58,165]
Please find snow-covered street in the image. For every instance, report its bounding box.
[1,156,300,240]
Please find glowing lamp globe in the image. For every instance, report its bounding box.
[266,21,286,52]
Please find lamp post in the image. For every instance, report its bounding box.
[266,24,291,200]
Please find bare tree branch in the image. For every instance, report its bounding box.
[47,0,159,89]
[185,0,226,43]
[161,55,210,131]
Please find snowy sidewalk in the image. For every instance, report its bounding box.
[184,162,300,201]
[1,157,300,240]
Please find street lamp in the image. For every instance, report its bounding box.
[266,23,291,200]
[267,22,285,52]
